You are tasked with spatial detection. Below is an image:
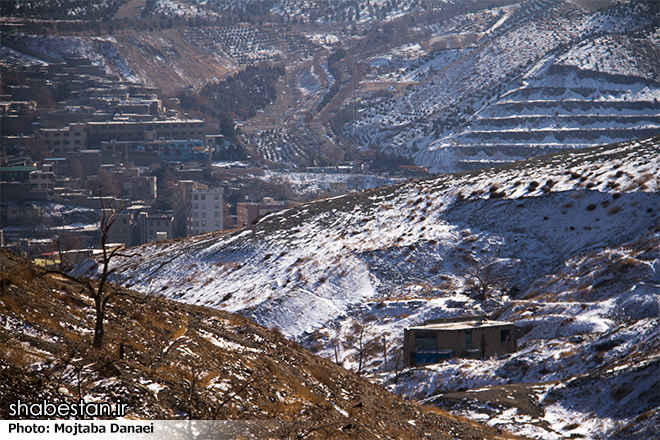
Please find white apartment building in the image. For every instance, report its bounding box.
[29,163,55,201]
[190,188,223,236]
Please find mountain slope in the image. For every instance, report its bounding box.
[350,0,660,172]
[0,249,515,439]
[87,135,660,439]
[94,136,658,336]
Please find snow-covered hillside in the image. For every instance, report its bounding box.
[80,136,659,438]
[351,0,660,173]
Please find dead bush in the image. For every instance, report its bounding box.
[608,205,623,215]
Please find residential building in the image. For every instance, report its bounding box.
[28,163,55,201]
[106,212,133,247]
[138,212,173,244]
[172,180,204,238]
[237,197,292,226]
[403,317,516,367]
[190,187,223,236]
[41,123,87,154]
[116,167,157,201]
[41,119,205,153]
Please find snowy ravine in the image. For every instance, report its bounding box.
[76,136,660,439]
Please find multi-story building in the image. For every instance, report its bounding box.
[116,167,157,201]
[41,119,205,153]
[237,197,291,226]
[190,188,223,236]
[41,123,88,154]
[106,212,133,247]
[137,212,173,244]
[29,163,55,201]
[172,180,203,238]
[172,180,225,237]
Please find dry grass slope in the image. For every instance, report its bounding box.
[0,249,523,439]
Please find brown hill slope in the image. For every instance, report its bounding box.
[0,249,520,439]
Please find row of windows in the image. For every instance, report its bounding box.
[193,194,221,201]
[48,132,82,137]
[148,220,169,226]
[193,203,221,209]
[46,140,82,146]
[193,211,221,218]
[193,220,221,229]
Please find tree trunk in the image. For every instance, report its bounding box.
[92,301,105,349]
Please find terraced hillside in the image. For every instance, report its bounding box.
[351,0,660,172]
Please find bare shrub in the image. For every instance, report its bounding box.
[608,205,623,215]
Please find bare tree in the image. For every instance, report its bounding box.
[344,320,379,375]
[89,191,126,349]
[462,253,498,301]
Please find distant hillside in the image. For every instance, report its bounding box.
[0,249,514,439]
[351,0,660,172]
[90,135,660,439]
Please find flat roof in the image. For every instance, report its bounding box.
[0,166,36,172]
[407,319,513,332]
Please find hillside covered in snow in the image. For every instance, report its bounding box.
[350,0,660,173]
[82,135,660,439]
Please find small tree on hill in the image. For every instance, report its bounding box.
[89,191,126,349]
[462,254,496,301]
[42,188,129,349]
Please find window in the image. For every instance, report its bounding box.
[194,195,198,200]
[194,203,199,209]
[214,212,219,218]
[500,329,510,342]
[201,203,206,209]
[215,221,220,227]
[465,331,472,349]
[201,195,205,200]
[214,195,219,200]
[215,203,220,209]
[194,221,199,227]
[201,212,206,218]
[194,212,198,218]
[414,332,437,352]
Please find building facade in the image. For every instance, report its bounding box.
[190,188,223,236]
[403,317,516,367]
[42,119,205,153]
[237,197,291,226]
[106,212,133,247]
[138,212,173,245]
